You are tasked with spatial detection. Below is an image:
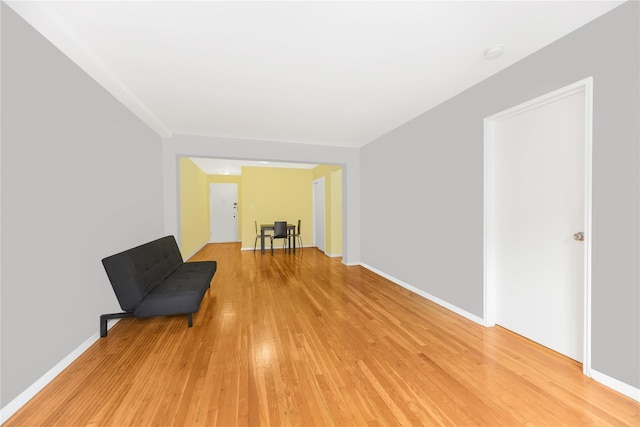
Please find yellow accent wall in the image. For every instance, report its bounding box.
[241,167,313,249]
[178,162,343,256]
[179,158,210,257]
[330,168,343,256]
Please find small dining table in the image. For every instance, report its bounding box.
[260,223,296,254]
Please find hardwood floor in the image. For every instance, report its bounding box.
[5,243,638,426]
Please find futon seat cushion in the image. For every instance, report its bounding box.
[133,261,217,318]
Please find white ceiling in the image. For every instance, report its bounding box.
[8,1,624,148]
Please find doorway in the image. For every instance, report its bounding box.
[209,183,238,243]
[484,78,593,371]
[313,177,326,252]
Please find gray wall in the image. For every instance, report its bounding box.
[361,2,639,388]
[1,0,637,409]
[1,4,164,407]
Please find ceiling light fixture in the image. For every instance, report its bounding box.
[484,45,504,60]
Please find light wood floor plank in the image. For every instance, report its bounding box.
[4,243,638,426]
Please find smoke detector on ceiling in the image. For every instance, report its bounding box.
[484,45,504,60]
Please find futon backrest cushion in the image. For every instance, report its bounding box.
[102,236,184,312]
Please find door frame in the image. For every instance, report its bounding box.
[483,77,593,376]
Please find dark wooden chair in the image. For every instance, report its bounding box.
[254,220,272,252]
[294,219,303,251]
[271,221,289,254]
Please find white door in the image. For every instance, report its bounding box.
[209,183,238,243]
[313,177,325,252]
[487,82,591,363]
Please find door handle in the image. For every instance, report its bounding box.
[572,232,584,241]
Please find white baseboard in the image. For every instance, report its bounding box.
[2,272,635,426]
[241,245,311,252]
[359,263,639,402]
[326,253,343,258]
[589,369,640,402]
[0,319,120,425]
[359,263,485,325]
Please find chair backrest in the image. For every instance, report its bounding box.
[255,220,258,235]
[273,221,288,238]
[297,219,301,234]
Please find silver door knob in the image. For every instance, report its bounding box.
[572,232,584,241]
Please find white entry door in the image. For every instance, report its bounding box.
[487,81,591,363]
[313,177,325,252]
[209,183,238,243]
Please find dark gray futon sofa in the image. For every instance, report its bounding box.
[100,235,217,337]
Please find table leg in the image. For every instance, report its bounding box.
[261,231,265,254]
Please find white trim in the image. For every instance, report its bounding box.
[590,370,640,402]
[241,246,271,252]
[360,263,484,325]
[312,177,326,252]
[242,246,341,257]
[0,320,120,424]
[582,78,594,375]
[242,247,295,252]
[483,77,594,376]
[4,1,171,137]
[485,79,590,122]
[240,245,312,252]
[359,263,640,403]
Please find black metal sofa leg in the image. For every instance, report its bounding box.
[101,312,196,337]
[100,312,134,337]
